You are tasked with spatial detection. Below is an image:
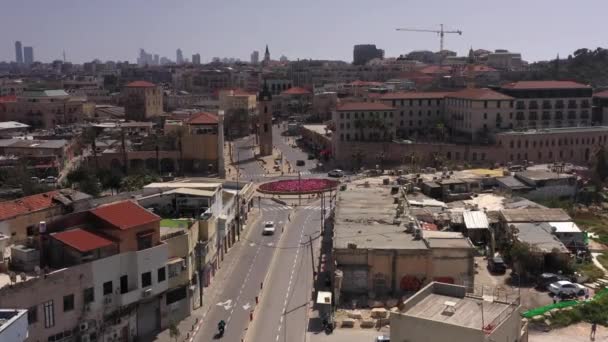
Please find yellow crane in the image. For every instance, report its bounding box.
[396,24,462,52]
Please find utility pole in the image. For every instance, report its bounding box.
[298,171,302,206]
[236,149,241,240]
[309,235,315,277]
[320,191,324,232]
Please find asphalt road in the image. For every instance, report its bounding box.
[247,200,328,342]
[272,124,316,174]
[194,198,289,341]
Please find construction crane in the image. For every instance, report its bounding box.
[396,24,462,52]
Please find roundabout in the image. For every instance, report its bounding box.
[257,178,339,195]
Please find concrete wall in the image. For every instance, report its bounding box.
[96,221,160,253]
[488,305,524,342]
[0,206,64,244]
[430,248,474,285]
[0,310,28,342]
[390,311,483,342]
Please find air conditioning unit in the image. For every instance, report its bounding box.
[80,322,89,332]
[142,288,152,297]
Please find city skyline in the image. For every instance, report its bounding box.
[1,0,607,64]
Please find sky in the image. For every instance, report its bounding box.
[1,0,606,64]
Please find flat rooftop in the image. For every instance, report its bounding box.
[498,126,608,135]
[334,184,427,250]
[516,170,574,181]
[406,292,511,330]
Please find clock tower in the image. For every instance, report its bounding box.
[257,81,273,156]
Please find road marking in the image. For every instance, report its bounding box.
[243,302,251,310]
[216,299,233,311]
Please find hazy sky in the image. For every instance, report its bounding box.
[1,0,606,64]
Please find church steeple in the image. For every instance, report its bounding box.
[466,46,476,89]
[264,45,271,64]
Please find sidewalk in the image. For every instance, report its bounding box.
[153,208,262,342]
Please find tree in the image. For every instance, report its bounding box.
[594,145,608,184]
[120,172,161,192]
[169,322,180,342]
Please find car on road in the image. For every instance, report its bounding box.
[262,221,276,235]
[548,280,585,297]
[296,160,305,166]
[328,169,344,178]
[488,255,507,274]
[45,176,58,184]
[375,336,390,342]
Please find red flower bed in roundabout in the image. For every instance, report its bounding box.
[258,178,339,195]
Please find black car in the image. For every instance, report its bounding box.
[488,256,507,273]
[537,273,570,290]
[296,160,305,166]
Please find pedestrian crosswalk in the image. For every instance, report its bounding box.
[261,205,293,212]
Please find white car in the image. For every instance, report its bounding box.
[328,169,344,178]
[262,221,276,235]
[375,336,390,342]
[548,280,585,297]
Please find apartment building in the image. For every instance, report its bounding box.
[380,92,450,137]
[499,81,593,129]
[122,81,164,121]
[445,88,514,141]
[0,200,183,341]
[0,89,94,129]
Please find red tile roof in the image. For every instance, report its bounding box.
[594,90,608,98]
[0,95,17,103]
[125,81,156,88]
[501,81,590,90]
[348,80,383,87]
[282,87,311,95]
[447,88,513,100]
[187,112,219,125]
[380,92,452,100]
[52,228,114,252]
[419,65,452,75]
[91,201,160,230]
[0,191,60,221]
[468,65,498,72]
[337,102,394,111]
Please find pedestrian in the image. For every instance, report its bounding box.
[591,322,597,340]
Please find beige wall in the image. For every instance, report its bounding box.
[380,97,444,135]
[0,207,65,244]
[430,248,474,285]
[1,100,87,129]
[333,108,397,144]
[182,133,219,160]
[390,312,483,342]
[219,91,256,112]
[97,221,160,253]
[122,86,163,121]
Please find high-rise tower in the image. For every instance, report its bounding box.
[15,41,23,64]
[257,81,273,156]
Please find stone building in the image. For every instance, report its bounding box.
[122,81,163,121]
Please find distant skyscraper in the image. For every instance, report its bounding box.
[15,41,23,64]
[263,45,270,64]
[176,49,184,65]
[250,50,259,64]
[154,54,159,66]
[192,53,201,65]
[23,46,34,66]
[353,44,384,65]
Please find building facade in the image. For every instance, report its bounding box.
[122,81,163,121]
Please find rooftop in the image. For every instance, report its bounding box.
[402,282,513,331]
[0,121,29,130]
[91,201,160,230]
[0,138,68,149]
[511,222,570,253]
[501,208,571,223]
[336,102,394,112]
[22,89,70,97]
[501,80,591,90]
[463,211,489,230]
[594,90,608,98]
[380,92,451,100]
[302,124,328,136]
[125,81,156,88]
[334,184,427,250]
[498,126,608,135]
[447,88,513,100]
[0,190,61,221]
[496,176,531,190]
[52,228,114,252]
[186,112,219,125]
[515,170,574,182]
[282,87,311,95]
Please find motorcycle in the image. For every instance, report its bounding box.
[217,320,226,338]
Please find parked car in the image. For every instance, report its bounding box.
[45,176,58,184]
[30,176,40,183]
[538,273,570,290]
[375,336,390,342]
[296,160,305,166]
[548,280,585,297]
[307,154,315,160]
[488,255,507,273]
[262,221,276,235]
[328,169,344,178]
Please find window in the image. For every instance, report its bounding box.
[43,300,55,328]
[63,294,74,312]
[166,286,188,305]
[28,306,37,324]
[340,134,344,141]
[84,287,95,304]
[137,234,152,250]
[120,275,129,294]
[484,101,488,109]
[141,272,152,288]
[103,281,113,295]
[339,113,344,119]
[483,113,487,119]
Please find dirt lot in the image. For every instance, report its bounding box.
[529,323,608,342]
[474,256,554,310]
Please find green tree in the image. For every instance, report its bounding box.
[120,173,160,192]
[594,145,608,184]
[169,322,180,342]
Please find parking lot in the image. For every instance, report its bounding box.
[474,256,554,310]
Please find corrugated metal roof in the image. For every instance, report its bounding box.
[163,188,216,198]
[548,222,581,233]
[463,211,489,230]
